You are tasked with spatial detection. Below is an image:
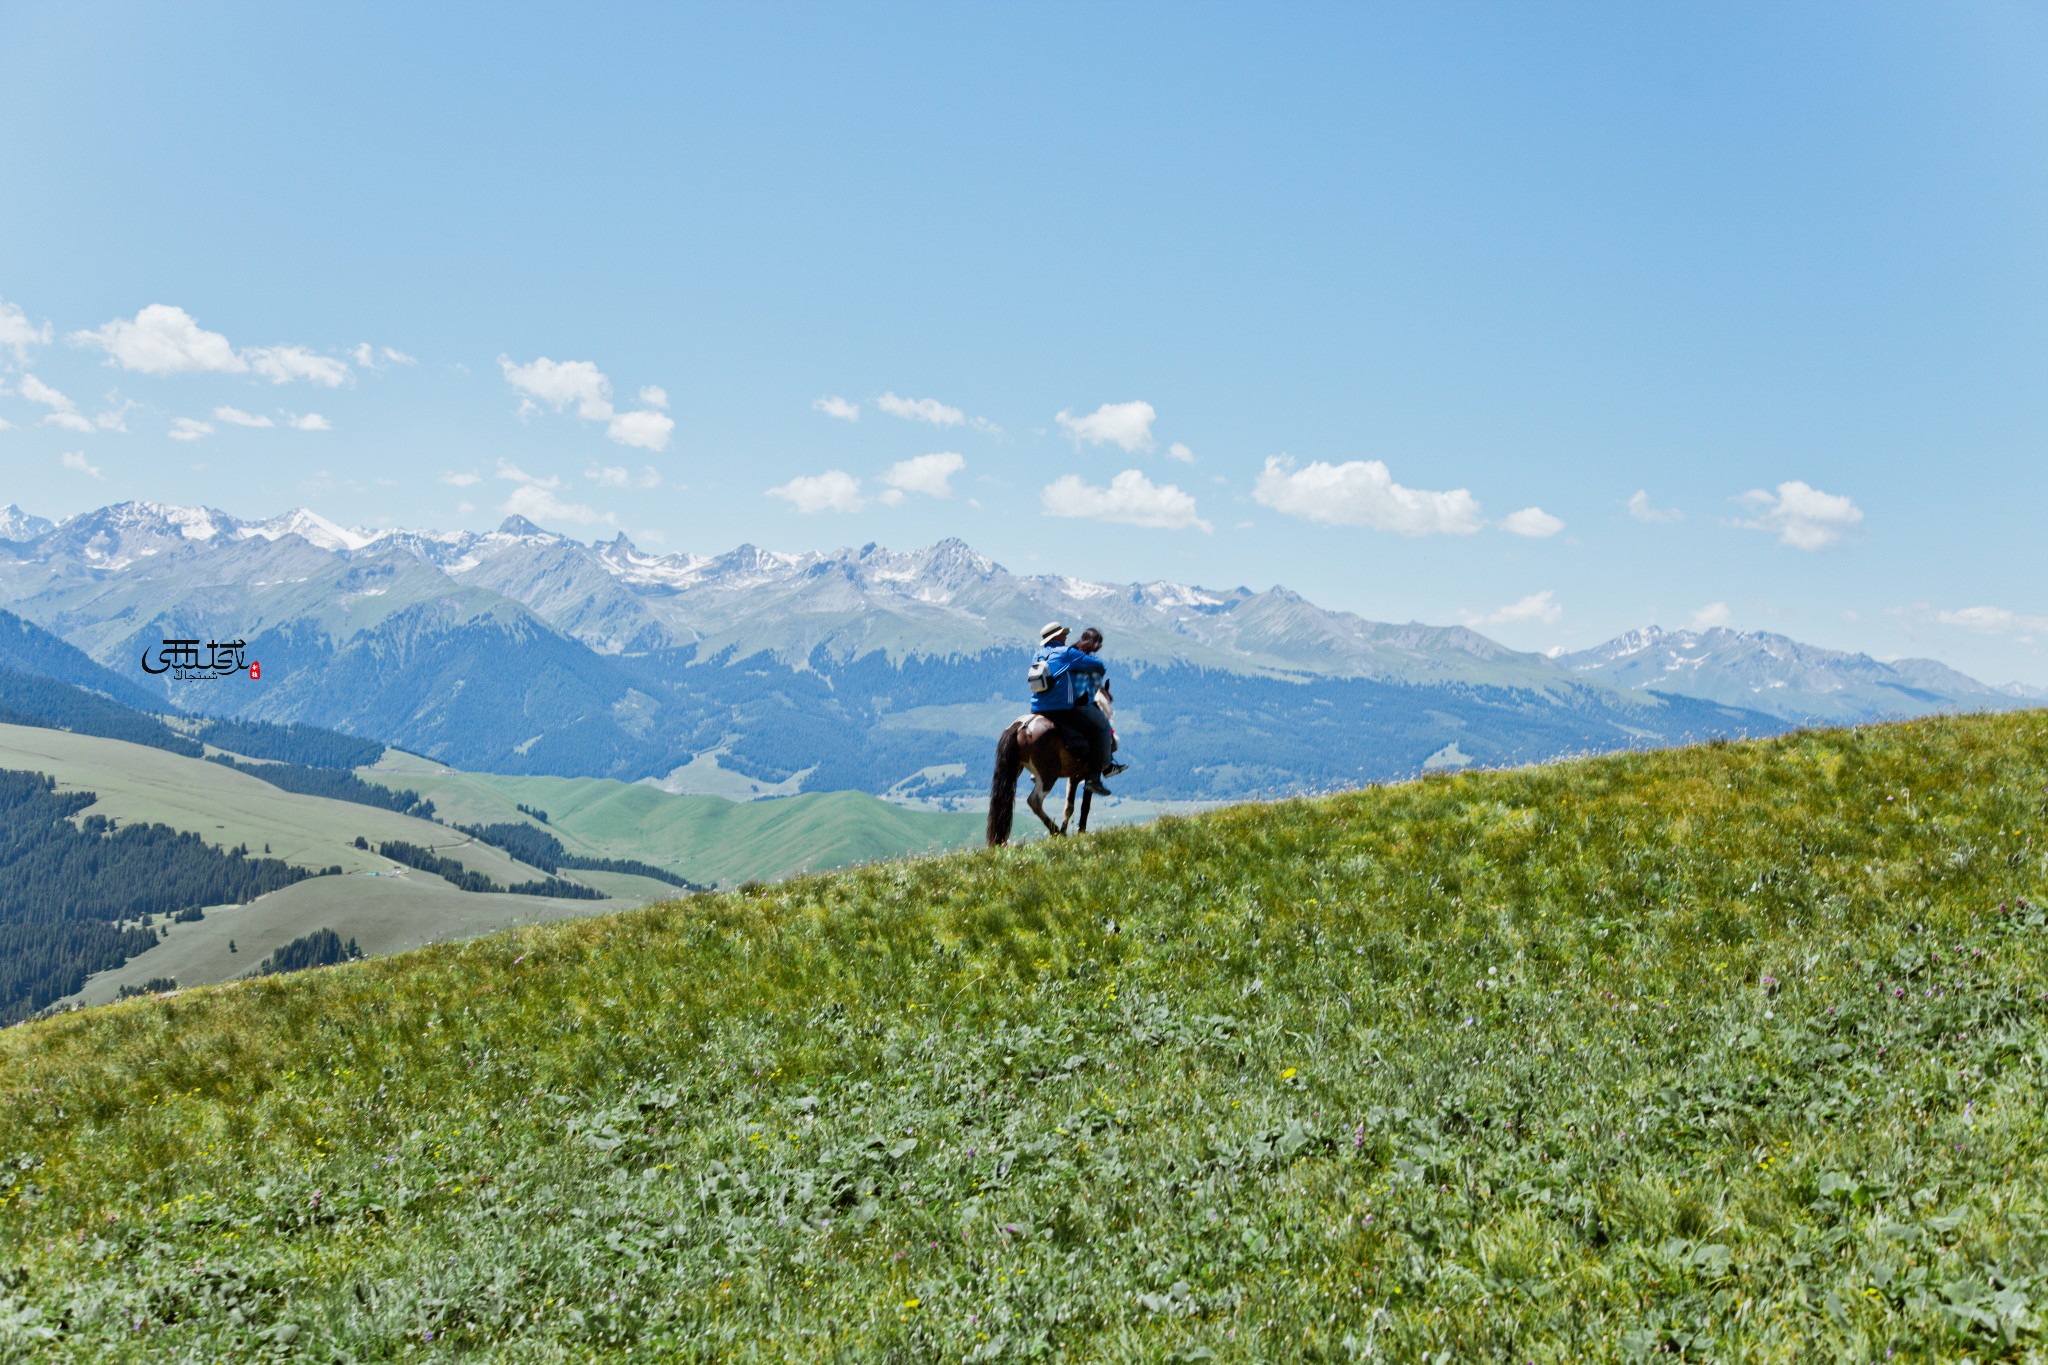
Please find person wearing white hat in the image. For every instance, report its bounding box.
[1026,621,1115,795]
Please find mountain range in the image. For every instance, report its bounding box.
[0,500,2034,800]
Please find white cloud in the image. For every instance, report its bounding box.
[441,470,482,487]
[501,481,614,527]
[70,304,247,375]
[351,343,417,368]
[246,345,351,387]
[877,391,965,427]
[638,385,669,409]
[168,417,213,442]
[812,395,860,422]
[1628,489,1682,524]
[500,354,672,451]
[502,356,614,419]
[1735,480,1863,550]
[768,470,865,514]
[605,408,675,452]
[0,297,51,361]
[1042,469,1211,532]
[217,404,324,431]
[495,460,562,489]
[0,415,13,431]
[1055,400,1156,453]
[1937,605,2048,637]
[1461,590,1562,627]
[877,451,965,505]
[1166,441,1195,463]
[61,450,103,480]
[493,462,611,525]
[18,373,74,412]
[70,304,352,385]
[1690,602,1733,629]
[1252,456,1484,536]
[585,464,663,490]
[1500,506,1564,538]
[29,377,124,432]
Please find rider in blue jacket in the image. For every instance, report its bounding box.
[1030,621,1121,796]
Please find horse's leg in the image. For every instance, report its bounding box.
[1078,784,1093,834]
[1025,773,1061,836]
[1058,777,1078,835]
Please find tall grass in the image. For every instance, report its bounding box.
[3,712,2047,1360]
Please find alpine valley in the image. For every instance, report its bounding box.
[1,500,2036,803]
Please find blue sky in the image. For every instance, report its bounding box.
[3,2,2045,682]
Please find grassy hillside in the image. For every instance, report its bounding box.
[0,724,654,1008]
[0,724,533,884]
[58,871,627,1011]
[4,712,2048,1359]
[363,749,986,886]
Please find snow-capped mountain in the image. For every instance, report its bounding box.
[0,502,1553,683]
[0,503,2033,716]
[0,501,2030,799]
[1551,625,2024,723]
[354,518,1564,685]
[0,505,55,542]
[237,507,386,553]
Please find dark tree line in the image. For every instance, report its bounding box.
[0,667,201,758]
[376,839,602,900]
[260,928,361,975]
[0,768,317,1023]
[454,821,699,890]
[205,754,433,818]
[195,717,384,770]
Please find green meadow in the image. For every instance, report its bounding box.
[4,711,2047,1360]
[0,724,527,882]
[361,751,986,887]
[0,725,987,1006]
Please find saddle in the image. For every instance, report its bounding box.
[1018,711,1093,763]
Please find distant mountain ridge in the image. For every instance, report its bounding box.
[1553,625,2031,725]
[0,501,1590,686]
[0,500,2030,799]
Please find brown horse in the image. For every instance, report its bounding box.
[985,688,1111,845]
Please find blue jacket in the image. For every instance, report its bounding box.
[1029,644,1107,714]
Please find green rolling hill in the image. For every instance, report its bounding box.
[0,721,985,1010]
[0,723,533,884]
[361,748,987,888]
[0,723,636,1011]
[4,711,2046,1357]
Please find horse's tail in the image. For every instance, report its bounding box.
[987,723,1023,846]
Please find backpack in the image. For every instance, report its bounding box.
[1026,657,1053,694]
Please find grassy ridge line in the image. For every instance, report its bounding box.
[0,724,542,885]
[1,713,2046,1359]
[359,752,986,886]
